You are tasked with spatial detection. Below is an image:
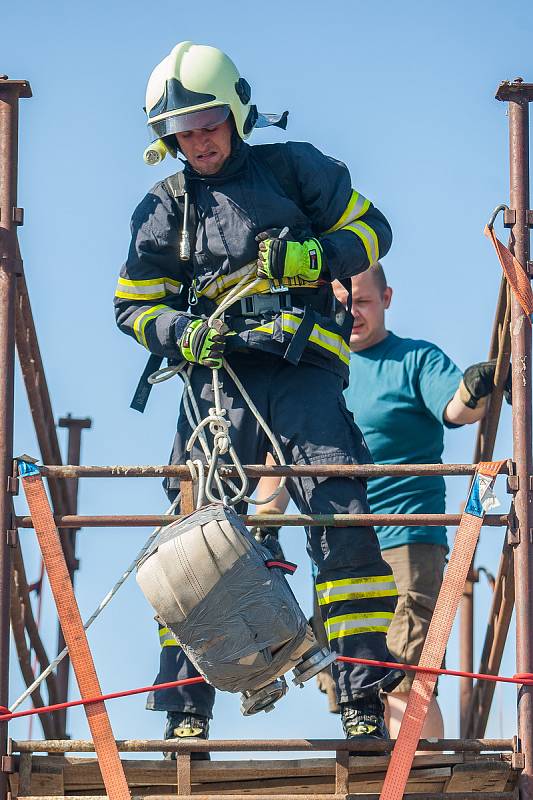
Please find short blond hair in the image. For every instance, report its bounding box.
[368,261,388,296]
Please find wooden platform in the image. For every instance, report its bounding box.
[6,739,524,799]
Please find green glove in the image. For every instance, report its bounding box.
[179,318,228,368]
[256,229,324,282]
[460,359,512,408]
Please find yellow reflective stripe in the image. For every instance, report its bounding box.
[324,190,371,234]
[251,313,349,365]
[198,263,256,300]
[316,575,395,591]
[316,575,397,606]
[159,627,179,647]
[309,324,350,366]
[115,276,181,301]
[325,612,394,641]
[253,321,275,334]
[133,304,169,349]
[282,313,350,366]
[344,221,379,265]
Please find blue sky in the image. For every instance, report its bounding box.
[3,0,533,748]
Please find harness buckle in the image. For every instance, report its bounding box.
[239,291,292,317]
[268,279,289,294]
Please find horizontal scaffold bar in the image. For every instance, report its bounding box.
[35,462,509,479]
[10,737,515,753]
[9,795,520,800]
[15,513,510,529]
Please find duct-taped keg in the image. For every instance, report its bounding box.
[137,502,335,714]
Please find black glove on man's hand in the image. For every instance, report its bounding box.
[251,525,285,561]
[460,358,512,408]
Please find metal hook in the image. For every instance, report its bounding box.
[487,204,509,231]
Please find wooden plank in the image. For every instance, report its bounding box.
[18,753,33,797]
[15,752,520,797]
[176,753,191,796]
[26,754,465,789]
[18,793,518,800]
[335,750,349,795]
[445,760,511,792]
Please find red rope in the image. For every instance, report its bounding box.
[1,657,531,724]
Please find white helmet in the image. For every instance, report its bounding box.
[143,41,257,164]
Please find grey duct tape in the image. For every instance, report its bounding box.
[136,503,312,694]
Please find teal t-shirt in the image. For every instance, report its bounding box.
[344,331,462,551]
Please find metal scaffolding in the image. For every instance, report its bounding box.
[1,75,533,798]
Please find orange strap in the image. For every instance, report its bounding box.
[19,463,130,800]
[380,461,505,800]
[484,224,533,318]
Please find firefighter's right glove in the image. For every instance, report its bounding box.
[459,358,512,409]
[179,318,228,368]
[256,229,324,282]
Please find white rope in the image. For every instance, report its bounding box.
[9,494,181,712]
[148,273,287,507]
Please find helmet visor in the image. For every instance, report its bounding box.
[149,105,231,140]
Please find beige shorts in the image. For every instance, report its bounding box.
[383,543,447,695]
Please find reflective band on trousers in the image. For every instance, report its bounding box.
[159,627,179,647]
[316,574,397,606]
[133,304,172,349]
[115,276,181,301]
[255,312,350,366]
[325,189,371,234]
[325,611,395,641]
[344,220,379,265]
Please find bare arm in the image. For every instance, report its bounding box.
[443,359,511,425]
[443,387,487,425]
[256,452,291,514]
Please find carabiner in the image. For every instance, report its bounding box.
[486,204,509,231]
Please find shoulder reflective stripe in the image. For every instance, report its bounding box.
[344,221,379,265]
[325,611,394,641]
[115,276,181,301]
[324,190,371,234]
[133,304,170,349]
[316,575,397,606]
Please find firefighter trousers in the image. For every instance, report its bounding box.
[146,351,402,718]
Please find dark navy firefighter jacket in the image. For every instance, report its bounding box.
[115,138,392,383]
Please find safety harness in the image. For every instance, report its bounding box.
[131,146,354,412]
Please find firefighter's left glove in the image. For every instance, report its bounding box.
[256,229,324,282]
[179,318,229,368]
[459,358,512,408]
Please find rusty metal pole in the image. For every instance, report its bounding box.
[459,575,475,734]
[0,75,31,800]
[496,78,533,800]
[54,415,91,737]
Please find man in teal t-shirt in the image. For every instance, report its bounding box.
[256,261,509,738]
[334,261,509,738]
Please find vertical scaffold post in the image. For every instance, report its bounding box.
[0,75,31,800]
[496,77,533,800]
[55,415,92,737]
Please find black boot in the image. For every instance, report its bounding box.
[340,693,389,753]
[164,712,210,761]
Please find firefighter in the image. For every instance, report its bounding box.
[115,41,403,751]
